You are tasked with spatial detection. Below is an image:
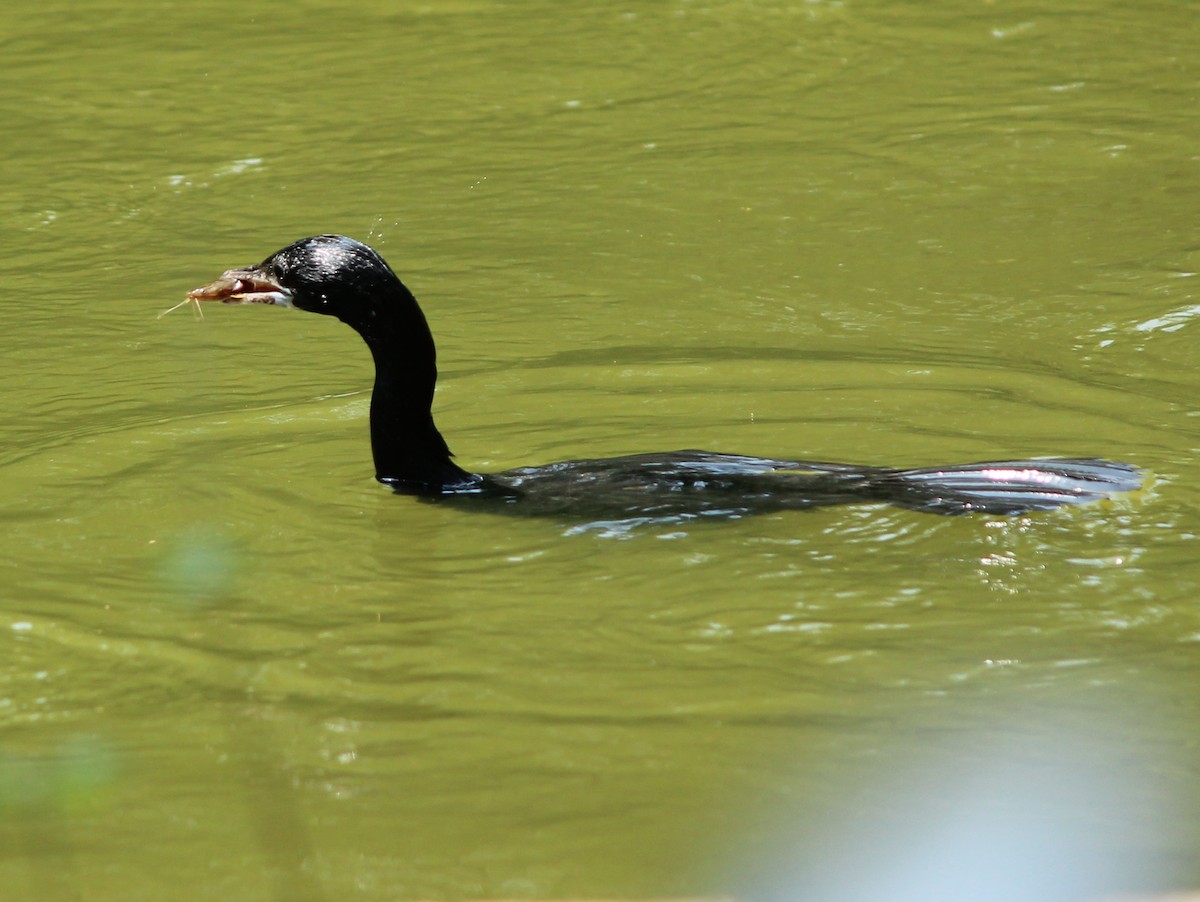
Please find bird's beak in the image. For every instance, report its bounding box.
[186,268,293,307]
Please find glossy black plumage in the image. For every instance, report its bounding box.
[187,235,1141,519]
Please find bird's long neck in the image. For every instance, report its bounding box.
[354,293,477,494]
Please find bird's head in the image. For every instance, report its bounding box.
[187,234,409,333]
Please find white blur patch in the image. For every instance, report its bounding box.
[728,711,1185,902]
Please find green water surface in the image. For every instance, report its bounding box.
[2,1,1198,899]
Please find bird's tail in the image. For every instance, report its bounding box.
[872,458,1143,515]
